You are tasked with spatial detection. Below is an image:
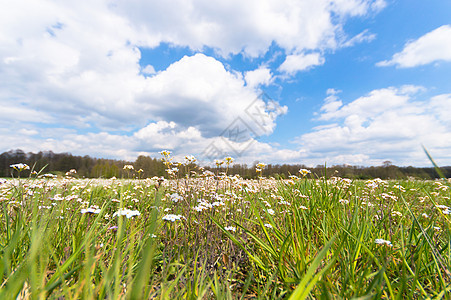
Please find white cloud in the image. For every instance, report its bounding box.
[141,65,156,75]
[278,52,325,75]
[245,67,273,88]
[0,0,390,165]
[295,87,451,166]
[340,29,376,47]
[111,0,384,57]
[377,25,451,68]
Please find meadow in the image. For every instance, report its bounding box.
[0,154,450,299]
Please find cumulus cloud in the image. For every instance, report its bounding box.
[245,67,273,88]
[0,0,388,164]
[377,25,451,68]
[112,0,385,57]
[278,52,325,75]
[295,87,451,166]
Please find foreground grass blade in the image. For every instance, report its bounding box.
[289,236,336,300]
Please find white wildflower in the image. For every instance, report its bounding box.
[162,214,184,222]
[113,208,140,218]
[10,163,30,171]
[339,199,349,205]
[224,226,236,232]
[170,193,183,203]
[375,238,392,246]
[81,207,101,214]
[299,169,311,176]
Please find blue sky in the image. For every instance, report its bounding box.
[1,0,450,166]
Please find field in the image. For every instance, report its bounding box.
[1,158,450,299]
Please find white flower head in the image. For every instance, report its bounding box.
[339,199,349,205]
[375,238,392,246]
[81,207,101,214]
[170,193,183,203]
[299,169,311,176]
[185,155,196,164]
[224,226,236,232]
[113,208,140,218]
[162,214,184,222]
[10,163,30,171]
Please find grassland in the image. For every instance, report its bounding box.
[0,159,450,299]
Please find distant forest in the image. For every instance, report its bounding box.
[1,149,450,180]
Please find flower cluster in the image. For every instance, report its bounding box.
[375,238,392,246]
[10,163,30,171]
[81,207,101,214]
[162,214,184,222]
[113,208,140,218]
[299,169,311,176]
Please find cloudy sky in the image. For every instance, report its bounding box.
[1,0,450,166]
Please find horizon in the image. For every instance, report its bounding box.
[1,1,450,167]
[2,148,450,169]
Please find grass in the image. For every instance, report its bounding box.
[0,160,450,299]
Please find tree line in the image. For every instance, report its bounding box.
[1,149,449,179]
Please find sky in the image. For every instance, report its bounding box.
[1,0,450,167]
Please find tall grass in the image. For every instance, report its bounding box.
[0,159,450,298]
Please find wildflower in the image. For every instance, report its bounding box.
[422,213,429,218]
[339,199,349,205]
[162,214,184,222]
[267,208,275,215]
[159,150,171,156]
[166,167,179,176]
[224,157,234,164]
[264,223,273,229]
[113,208,140,218]
[299,169,311,176]
[391,211,402,217]
[212,201,225,207]
[81,207,101,214]
[40,173,57,179]
[255,163,266,173]
[170,193,183,203]
[299,205,308,210]
[393,185,406,192]
[123,165,134,170]
[108,225,118,231]
[193,205,206,212]
[262,200,271,207]
[436,204,449,210]
[10,163,30,171]
[185,155,196,164]
[375,239,392,246]
[202,170,215,177]
[215,159,224,167]
[224,226,236,232]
